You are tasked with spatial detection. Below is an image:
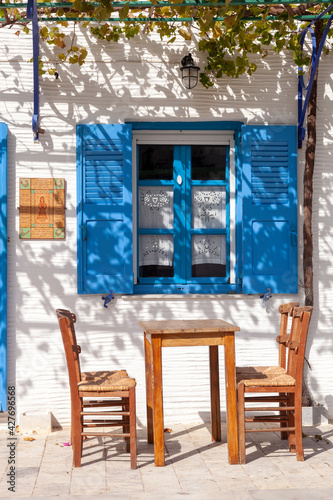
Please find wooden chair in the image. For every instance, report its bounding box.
[237,301,299,440]
[237,305,313,463]
[56,309,137,469]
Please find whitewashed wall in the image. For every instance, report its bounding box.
[1,23,333,428]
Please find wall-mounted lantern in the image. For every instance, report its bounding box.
[180,53,200,89]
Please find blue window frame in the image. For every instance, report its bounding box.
[136,140,231,291]
[77,122,298,296]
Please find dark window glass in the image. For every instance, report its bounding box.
[139,264,174,278]
[139,145,173,180]
[192,263,226,278]
[191,145,226,180]
[191,234,226,277]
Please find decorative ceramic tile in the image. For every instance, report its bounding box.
[19,178,65,239]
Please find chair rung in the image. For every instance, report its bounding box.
[244,386,295,393]
[245,417,289,423]
[83,421,125,427]
[83,400,128,407]
[81,411,130,416]
[82,432,130,437]
[245,426,295,433]
[244,396,288,402]
[244,406,295,412]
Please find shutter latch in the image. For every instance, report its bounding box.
[290,225,297,246]
[102,290,114,308]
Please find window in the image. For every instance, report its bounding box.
[77,122,298,295]
[134,132,234,292]
[138,144,229,280]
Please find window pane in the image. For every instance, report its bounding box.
[139,187,174,229]
[192,186,226,229]
[192,235,226,277]
[139,145,173,180]
[191,145,226,180]
[139,235,174,277]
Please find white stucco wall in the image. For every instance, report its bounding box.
[1,24,333,427]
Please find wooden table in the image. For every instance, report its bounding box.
[138,319,240,466]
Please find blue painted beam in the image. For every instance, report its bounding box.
[298,3,333,148]
[26,0,39,142]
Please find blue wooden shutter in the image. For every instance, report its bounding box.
[77,124,133,294]
[0,124,7,411]
[242,125,298,294]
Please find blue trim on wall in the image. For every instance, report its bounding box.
[76,125,84,293]
[134,283,239,294]
[0,123,8,412]
[235,129,243,293]
[131,121,243,132]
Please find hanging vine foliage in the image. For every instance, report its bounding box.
[0,1,330,86]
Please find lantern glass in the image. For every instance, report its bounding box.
[180,54,200,89]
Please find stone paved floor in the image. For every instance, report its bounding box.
[0,422,333,499]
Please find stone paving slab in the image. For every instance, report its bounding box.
[0,423,332,498]
[1,491,333,500]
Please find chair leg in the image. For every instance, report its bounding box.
[129,387,137,469]
[71,407,74,446]
[294,392,304,461]
[122,397,130,453]
[288,393,296,453]
[279,397,288,440]
[72,399,83,467]
[238,383,246,465]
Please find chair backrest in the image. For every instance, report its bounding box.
[286,306,313,384]
[56,309,82,387]
[276,302,300,369]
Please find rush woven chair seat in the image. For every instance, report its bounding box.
[56,309,137,469]
[237,371,296,387]
[236,366,286,376]
[78,371,136,391]
[237,304,313,464]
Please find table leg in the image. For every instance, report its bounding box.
[144,333,154,444]
[209,345,221,442]
[151,335,165,466]
[224,332,239,464]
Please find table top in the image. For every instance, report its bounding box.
[138,319,240,335]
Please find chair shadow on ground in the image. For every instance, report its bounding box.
[242,425,333,464]
[77,412,333,468]
[78,420,221,468]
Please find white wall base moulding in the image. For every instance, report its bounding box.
[302,406,329,426]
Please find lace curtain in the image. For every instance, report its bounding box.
[139,186,226,268]
[192,187,226,265]
[139,187,173,229]
[139,187,174,267]
[139,235,174,267]
[192,235,226,266]
[192,187,226,229]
